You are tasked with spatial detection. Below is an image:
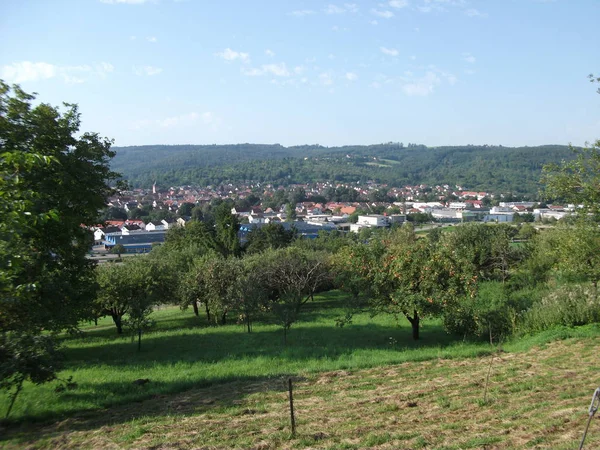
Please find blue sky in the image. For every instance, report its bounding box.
[1,0,598,148]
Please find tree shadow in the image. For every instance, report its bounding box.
[60,322,463,370]
[0,374,295,446]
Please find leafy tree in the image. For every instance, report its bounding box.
[190,205,204,222]
[349,229,476,340]
[285,203,297,222]
[541,140,600,218]
[178,202,195,217]
[111,243,126,258]
[177,252,216,319]
[95,259,156,345]
[256,248,331,343]
[214,203,241,256]
[0,82,119,415]
[244,223,296,254]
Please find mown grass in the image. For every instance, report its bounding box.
[2,290,600,449]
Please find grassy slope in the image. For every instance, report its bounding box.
[2,291,599,449]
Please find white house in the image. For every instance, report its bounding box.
[146,221,167,231]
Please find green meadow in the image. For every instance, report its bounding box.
[2,291,600,449]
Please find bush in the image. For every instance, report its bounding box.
[444,282,532,342]
[520,285,600,333]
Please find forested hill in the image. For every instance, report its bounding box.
[111,143,576,195]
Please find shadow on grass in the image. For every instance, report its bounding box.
[61,322,461,369]
[0,374,294,446]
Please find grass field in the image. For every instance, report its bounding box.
[2,291,600,449]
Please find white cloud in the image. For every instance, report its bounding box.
[1,61,57,83]
[262,63,290,77]
[380,46,399,56]
[324,3,358,14]
[409,55,417,60]
[325,4,345,14]
[402,71,441,96]
[216,48,250,63]
[133,65,162,76]
[462,52,476,63]
[294,65,305,74]
[465,8,488,17]
[289,9,315,16]
[100,0,153,4]
[242,63,290,77]
[346,72,358,81]
[265,49,275,57]
[134,111,221,131]
[319,72,334,86]
[370,19,379,25]
[1,61,113,84]
[389,0,409,8]
[146,36,157,43]
[371,8,395,18]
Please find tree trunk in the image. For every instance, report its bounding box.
[220,311,227,325]
[204,303,211,323]
[111,313,123,334]
[283,326,288,345]
[192,300,199,317]
[406,310,420,340]
[246,313,252,333]
[137,329,142,351]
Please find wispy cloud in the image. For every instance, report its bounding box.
[389,0,409,8]
[371,8,395,18]
[465,8,488,17]
[133,111,220,130]
[289,9,315,17]
[242,63,290,77]
[216,48,250,63]
[146,36,157,43]
[324,3,358,14]
[380,46,399,56]
[0,61,113,84]
[462,52,476,63]
[133,65,162,76]
[319,72,334,86]
[100,0,154,4]
[402,71,441,96]
[265,49,275,57]
[346,72,358,81]
[325,4,345,14]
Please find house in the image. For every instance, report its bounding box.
[103,230,167,253]
[248,212,266,224]
[177,216,191,227]
[161,218,176,229]
[146,221,167,232]
[121,224,143,235]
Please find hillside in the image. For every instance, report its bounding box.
[111,143,576,195]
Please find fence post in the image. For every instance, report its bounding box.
[288,377,296,436]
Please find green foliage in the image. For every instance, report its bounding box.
[255,247,332,343]
[0,81,119,412]
[244,223,296,254]
[520,285,600,333]
[95,259,157,343]
[110,243,126,257]
[541,140,600,218]
[112,143,575,196]
[443,282,527,342]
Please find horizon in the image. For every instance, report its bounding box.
[1,1,598,148]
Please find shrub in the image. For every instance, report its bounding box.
[520,285,600,333]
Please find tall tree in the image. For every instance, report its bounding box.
[0,82,119,415]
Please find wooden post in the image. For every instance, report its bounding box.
[288,377,296,436]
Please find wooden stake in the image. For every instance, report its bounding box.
[288,377,296,436]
